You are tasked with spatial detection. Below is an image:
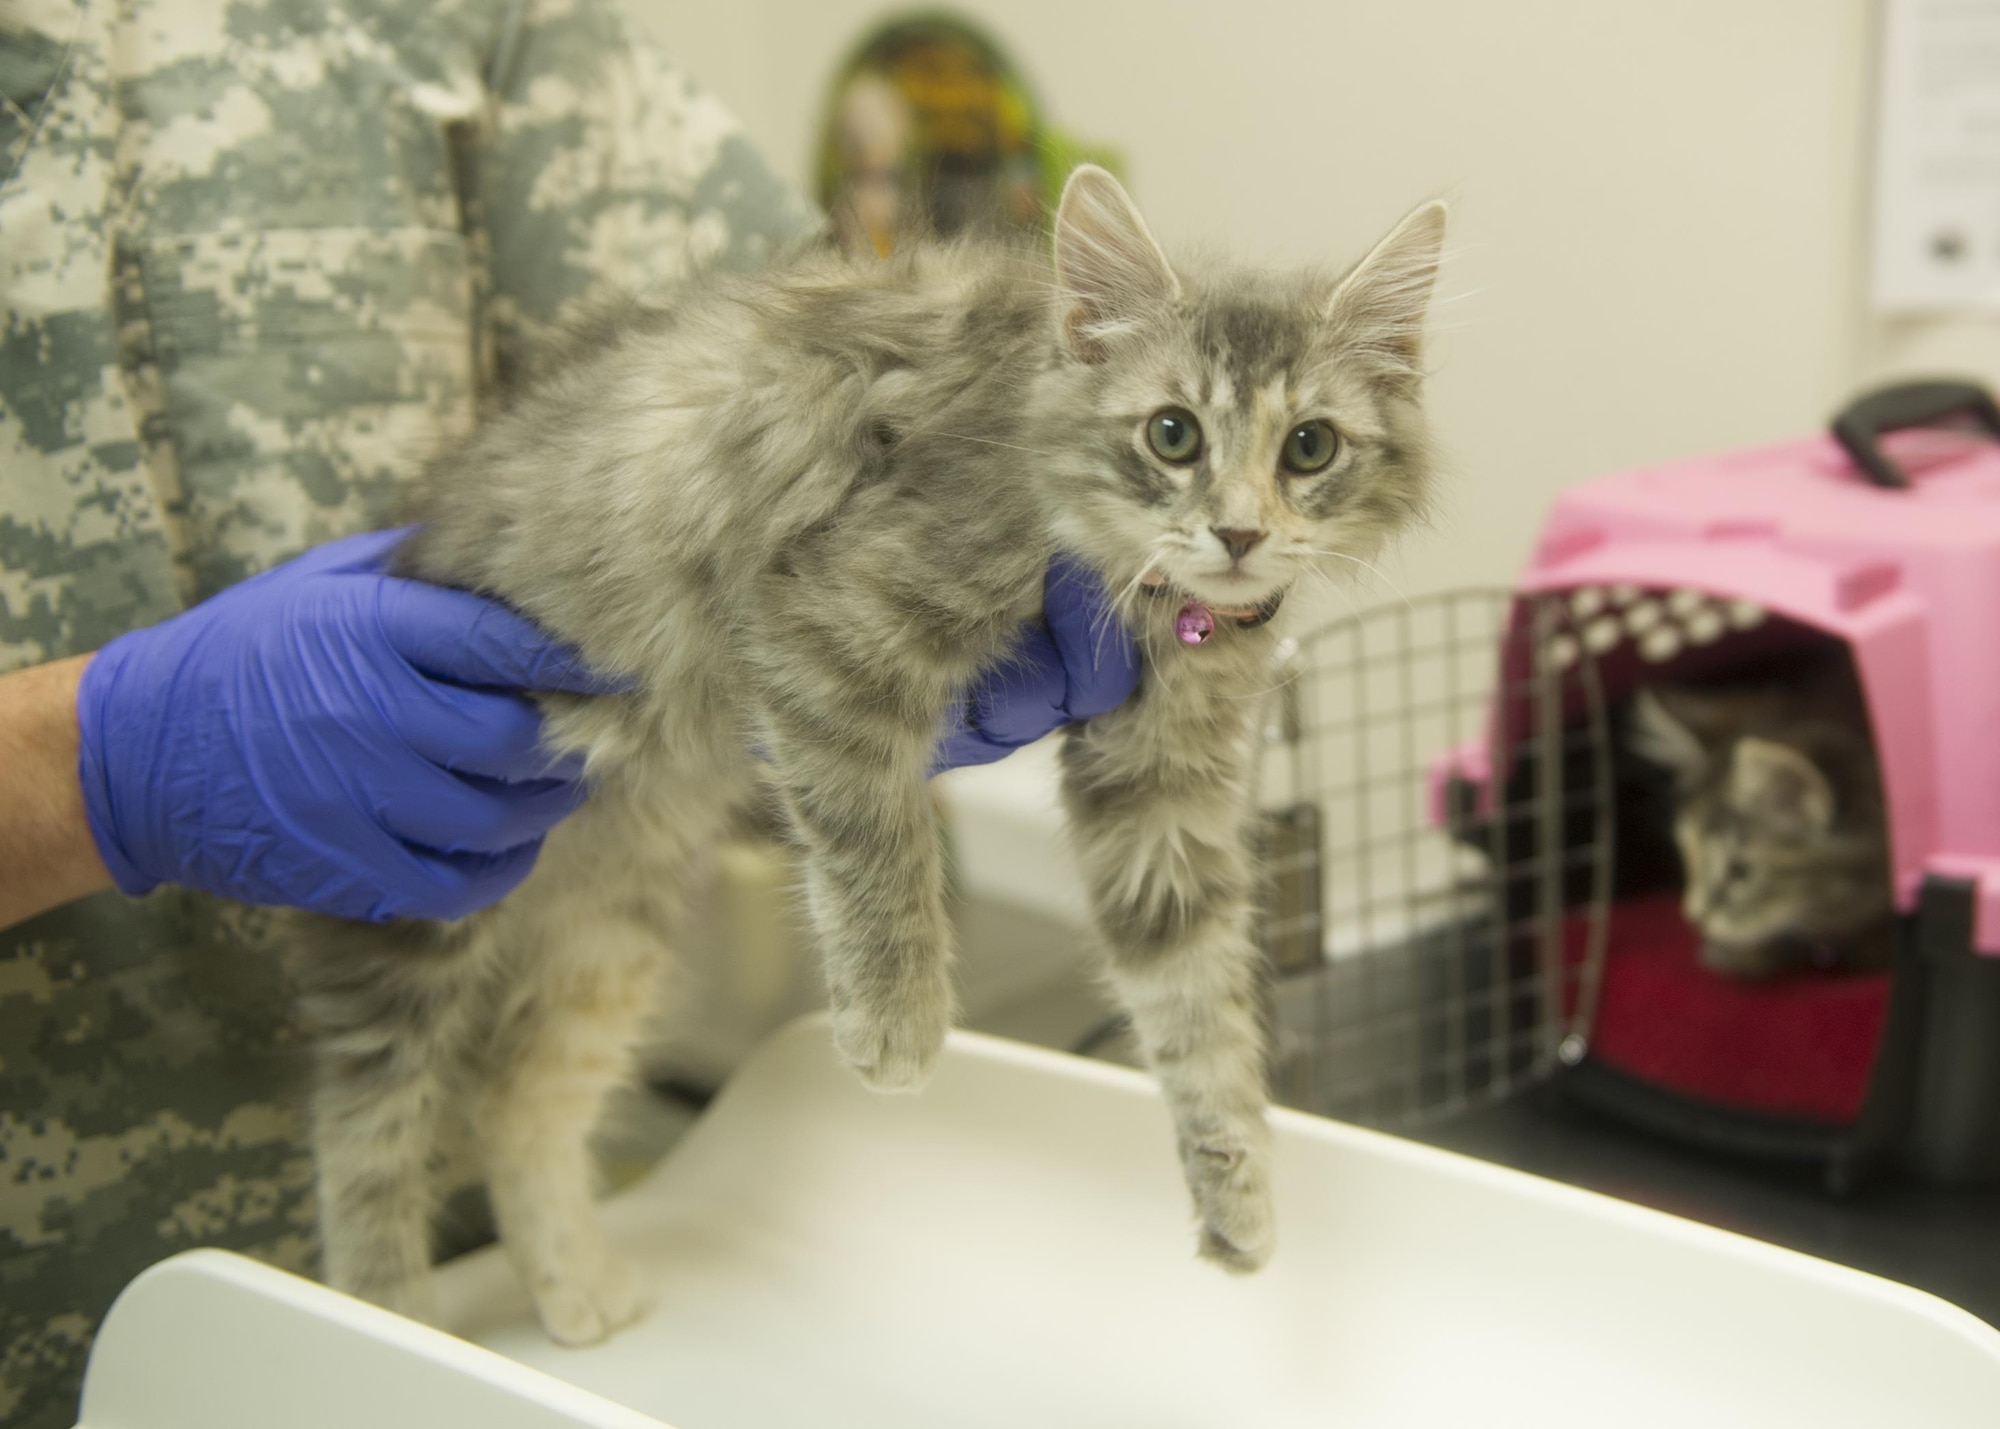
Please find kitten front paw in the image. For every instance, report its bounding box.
[1185,1136,1275,1276]
[831,989,950,1093]
[532,1259,648,1347]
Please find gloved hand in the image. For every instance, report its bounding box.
[935,555,1142,770]
[75,529,618,924]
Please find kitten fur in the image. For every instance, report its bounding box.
[291,167,1446,1343]
[1629,649,1894,978]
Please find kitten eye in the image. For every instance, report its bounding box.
[1724,856,1751,884]
[1282,419,1340,474]
[1146,408,1202,464]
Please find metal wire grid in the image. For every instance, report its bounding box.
[1256,590,1614,1131]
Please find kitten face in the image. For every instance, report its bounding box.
[1076,296,1432,607]
[1671,735,1834,946]
[1673,783,1827,948]
[1041,168,1443,607]
[1631,686,1892,966]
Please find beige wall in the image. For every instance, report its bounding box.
[633,0,2000,600]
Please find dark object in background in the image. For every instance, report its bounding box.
[814,13,1118,256]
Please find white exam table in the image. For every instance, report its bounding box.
[78,1015,2000,1428]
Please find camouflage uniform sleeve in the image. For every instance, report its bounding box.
[1,6,814,1426]
[464,0,821,381]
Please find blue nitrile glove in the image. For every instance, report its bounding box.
[75,529,620,924]
[935,555,1142,770]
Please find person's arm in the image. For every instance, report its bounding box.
[0,655,113,927]
[2,531,1141,935]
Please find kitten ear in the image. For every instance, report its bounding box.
[1730,738,1836,837]
[1629,688,1708,785]
[1053,164,1180,363]
[1326,200,1448,377]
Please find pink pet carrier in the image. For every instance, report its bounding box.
[1435,380,2000,1189]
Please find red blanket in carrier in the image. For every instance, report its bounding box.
[1572,895,1891,1126]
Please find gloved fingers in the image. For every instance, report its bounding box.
[932,699,1013,772]
[963,621,1068,747]
[374,767,587,856]
[288,527,415,578]
[386,679,585,783]
[199,528,414,609]
[936,558,1143,773]
[1043,554,1142,720]
[392,839,547,923]
[374,577,628,695]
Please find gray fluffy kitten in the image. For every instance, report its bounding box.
[1630,651,1894,978]
[294,166,1446,1343]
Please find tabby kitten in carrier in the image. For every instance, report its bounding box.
[1630,648,1895,978]
[295,166,1447,1343]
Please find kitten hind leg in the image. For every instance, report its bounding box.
[301,925,490,1321]
[313,1054,451,1321]
[474,916,665,1347]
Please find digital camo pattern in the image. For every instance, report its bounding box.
[0,1,813,1420]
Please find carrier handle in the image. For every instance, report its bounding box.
[1830,378,2000,490]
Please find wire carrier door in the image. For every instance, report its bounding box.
[1257,590,1614,1131]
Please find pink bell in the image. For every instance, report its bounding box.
[1175,601,1216,645]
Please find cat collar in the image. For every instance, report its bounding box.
[1139,573,1286,645]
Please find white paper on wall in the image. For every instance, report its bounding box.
[1872,0,2000,314]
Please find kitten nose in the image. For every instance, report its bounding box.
[1212,527,1267,563]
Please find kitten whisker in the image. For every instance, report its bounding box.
[1298,545,1415,612]
[931,432,1063,459]
[1214,667,1308,703]
[1296,560,1368,627]
[1094,538,1175,669]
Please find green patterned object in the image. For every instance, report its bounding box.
[814,11,1122,257]
[0,2,813,1422]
